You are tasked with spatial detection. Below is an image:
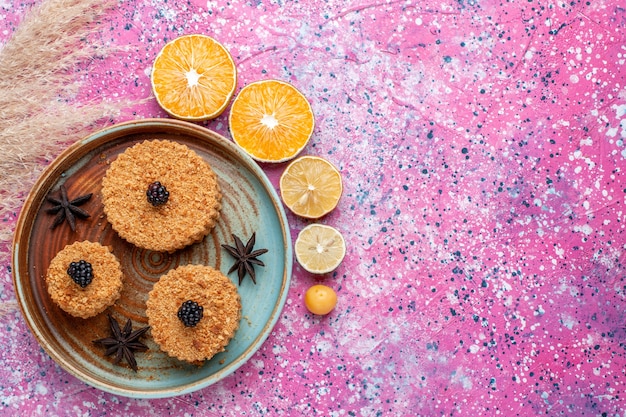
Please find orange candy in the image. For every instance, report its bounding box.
[304,285,337,315]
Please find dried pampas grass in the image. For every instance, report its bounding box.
[0,0,125,247]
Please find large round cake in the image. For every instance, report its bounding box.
[101,139,222,253]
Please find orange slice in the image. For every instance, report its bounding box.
[151,34,237,121]
[228,79,314,162]
[279,155,342,219]
[294,224,346,274]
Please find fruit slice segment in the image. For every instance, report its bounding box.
[280,155,342,219]
[294,224,346,274]
[229,79,314,162]
[151,34,237,121]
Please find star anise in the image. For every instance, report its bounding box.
[93,314,150,372]
[221,232,268,285]
[45,184,92,231]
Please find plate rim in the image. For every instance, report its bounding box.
[11,118,293,398]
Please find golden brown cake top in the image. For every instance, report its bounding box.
[45,241,124,319]
[146,264,241,364]
[101,139,222,253]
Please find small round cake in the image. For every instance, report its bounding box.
[101,139,222,253]
[146,264,241,364]
[45,241,124,319]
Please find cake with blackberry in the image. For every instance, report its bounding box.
[146,264,241,364]
[45,241,124,319]
[101,139,222,253]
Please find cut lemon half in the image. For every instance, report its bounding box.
[280,155,342,219]
[151,34,237,121]
[228,79,314,162]
[294,224,346,274]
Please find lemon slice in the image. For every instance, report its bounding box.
[280,155,342,219]
[294,224,346,274]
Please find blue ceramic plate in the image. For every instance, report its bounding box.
[12,119,292,398]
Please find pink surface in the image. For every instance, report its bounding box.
[1,0,626,415]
